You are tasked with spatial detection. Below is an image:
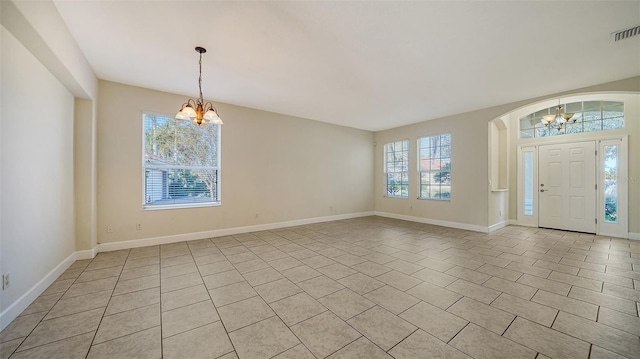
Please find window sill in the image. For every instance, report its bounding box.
[143,202,221,211]
[417,197,451,202]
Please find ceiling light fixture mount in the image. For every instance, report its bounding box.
[540,100,575,133]
[176,46,222,126]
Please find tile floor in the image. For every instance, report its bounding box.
[1,216,639,359]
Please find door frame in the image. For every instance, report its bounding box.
[516,135,628,237]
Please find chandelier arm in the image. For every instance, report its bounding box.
[204,102,217,111]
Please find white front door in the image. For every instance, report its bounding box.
[538,141,596,233]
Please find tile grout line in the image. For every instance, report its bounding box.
[384,327,419,354]
[226,235,322,357]
[7,257,101,357]
[244,239,327,358]
[84,249,131,359]
[191,238,239,356]
[446,321,470,345]
[500,315,518,336]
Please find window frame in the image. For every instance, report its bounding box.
[384,139,410,198]
[417,133,451,201]
[142,112,221,210]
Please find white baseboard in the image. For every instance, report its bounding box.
[0,252,76,331]
[98,212,375,252]
[488,221,509,232]
[628,232,640,241]
[374,211,489,233]
[75,247,97,260]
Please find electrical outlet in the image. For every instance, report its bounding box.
[2,273,10,290]
[499,210,502,217]
[255,213,259,218]
[136,224,142,230]
[107,226,113,233]
[330,206,333,212]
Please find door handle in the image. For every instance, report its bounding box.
[540,189,546,192]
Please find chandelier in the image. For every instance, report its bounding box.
[175,47,223,126]
[540,100,575,132]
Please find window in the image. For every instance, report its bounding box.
[418,134,451,200]
[523,151,534,215]
[384,140,409,197]
[603,144,618,223]
[143,113,220,209]
[519,101,624,138]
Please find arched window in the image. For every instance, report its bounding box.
[519,100,623,138]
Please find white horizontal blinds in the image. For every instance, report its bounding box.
[143,114,220,207]
[418,134,451,200]
[385,140,409,197]
[519,101,624,138]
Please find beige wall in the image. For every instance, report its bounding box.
[1,27,76,313]
[97,81,374,244]
[506,92,640,233]
[375,77,640,232]
[1,0,100,255]
[374,108,492,229]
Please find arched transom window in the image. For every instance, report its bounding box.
[519,100,623,138]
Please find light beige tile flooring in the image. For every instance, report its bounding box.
[1,216,639,359]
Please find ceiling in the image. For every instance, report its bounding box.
[53,1,640,131]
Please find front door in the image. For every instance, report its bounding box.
[538,141,596,233]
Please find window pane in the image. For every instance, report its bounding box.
[438,185,451,200]
[520,129,534,138]
[603,117,624,130]
[143,114,220,207]
[551,127,566,136]
[145,168,218,205]
[534,109,549,118]
[565,122,582,134]
[583,101,601,112]
[520,115,535,130]
[536,127,549,138]
[583,120,602,132]
[583,110,601,122]
[602,103,624,119]
[144,115,219,167]
[523,151,534,215]
[385,140,409,197]
[604,145,618,223]
[418,134,451,200]
[565,102,582,113]
[419,137,430,149]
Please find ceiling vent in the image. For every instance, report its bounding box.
[611,26,640,42]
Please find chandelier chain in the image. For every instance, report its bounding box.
[198,52,203,105]
[175,46,222,126]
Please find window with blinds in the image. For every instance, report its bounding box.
[418,134,451,200]
[143,113,220,209]
[384,140,409,198]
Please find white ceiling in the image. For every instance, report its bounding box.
[53,1,640,131]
